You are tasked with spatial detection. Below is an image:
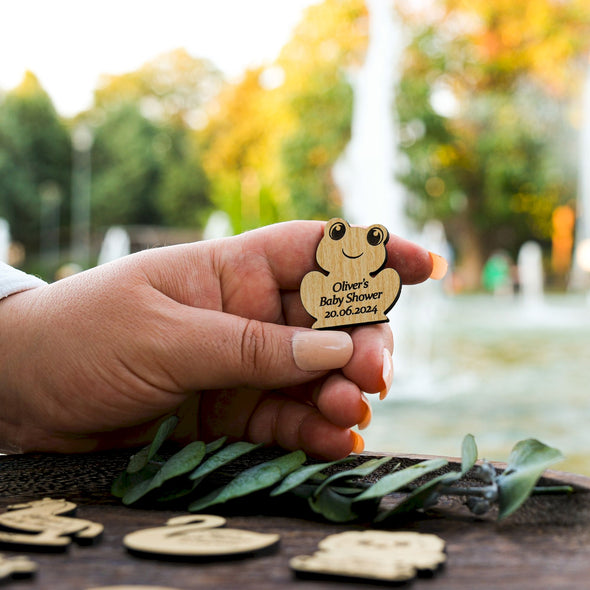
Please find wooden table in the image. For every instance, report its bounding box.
[1,450,590,590]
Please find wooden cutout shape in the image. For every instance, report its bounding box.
[0,554,37,582]
[123,514,280,558]
[290,530,446,583]
[0,498,103,551]
[301,218,401,329]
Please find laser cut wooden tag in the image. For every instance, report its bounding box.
[0,498,103,551]
[301,218,401,329]
[123,514,280,558]
[0,554,37,582]
[290,530,446,583]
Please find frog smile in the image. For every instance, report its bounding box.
[342,249,363,259]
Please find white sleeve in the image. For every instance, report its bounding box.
[0,262,47,300]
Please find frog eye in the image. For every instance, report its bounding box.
[329,222,346,241]
[367,226,385,246]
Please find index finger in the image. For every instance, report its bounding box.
[234,219,439,289]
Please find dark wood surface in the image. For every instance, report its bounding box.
[1,449,590,590]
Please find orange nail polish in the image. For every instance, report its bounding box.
[358,394,372,430]
[429,252,448,280]
[351,431,365,454]
[380,349,394,400]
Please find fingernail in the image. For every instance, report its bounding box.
[379,349,394,400]
[351,431,365,454]
[358,394,372,430]
[429,252,448,280]
[292,330,353,372]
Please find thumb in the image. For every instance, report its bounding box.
[163,307,354,391]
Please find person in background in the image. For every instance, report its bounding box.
[0,220,446,459]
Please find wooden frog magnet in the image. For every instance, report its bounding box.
[301,218,401,329]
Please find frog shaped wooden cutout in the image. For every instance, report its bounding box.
[301,218,401,329]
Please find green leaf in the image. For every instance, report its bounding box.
[126,446,152,475]
[188,450,306,512]
[127,415,179,474]
[205,436,228,454]
[375,471,459,522]
[353,458,448,503]
[122,441,206,505]
[111,461,161,497]
[314,456,396,497]
[189,441,263,481]
[147,415,179,461]
[497,439,564,520]
[270,459,351,497]
[308,486,377,523]
[461,434,478,475]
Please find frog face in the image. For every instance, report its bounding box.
[316,218,389,274]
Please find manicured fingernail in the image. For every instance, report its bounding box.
[351,431,365,454]
[429,252,448,280]
[292,330,353,372]
[379,349,394,400]
[358,394,372,431]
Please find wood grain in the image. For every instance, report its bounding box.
[300,218,401,328]
[1,449,589,590]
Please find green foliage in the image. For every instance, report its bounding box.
[0,72,71,261]
[497,438,564,519]
[188,450,306,512]
[112,420,571,525]
[90,103,211,231]
[280,67,353,220]
[189,441,262,482]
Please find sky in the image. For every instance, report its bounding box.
[0,0,319,117]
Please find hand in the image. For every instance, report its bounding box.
[0,221,442,458]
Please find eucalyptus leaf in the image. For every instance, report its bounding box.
[188,450,306,512]
[111,460,162,497]
[314,456,396,497]
[122,441,206,505]
[496,439,564,520]
[126,446,152,475]
[461,434,478,475]
[189,441,263,481]
[127,415,179,474]
[353,458,448,503]
[308,485,378,523]
[376,471,460,522]
[205,436,228,454]
[147,415,179,460]
[270,459,351,497]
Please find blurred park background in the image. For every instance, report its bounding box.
[2,0,590,472]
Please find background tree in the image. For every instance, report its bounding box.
[276,0,368,220]
[87,49,218,233]
[396,0,590,288]
[199,0,368,232]
[0,72,71,268]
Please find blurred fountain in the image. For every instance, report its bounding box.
[577,66,590,249]
[203,210,233,240]
[517,241,544,311]
[333,0,450,399]
[0,218,9,264]
[571,65,590,294]
[333,0,407,235]
[97,226,130,265]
